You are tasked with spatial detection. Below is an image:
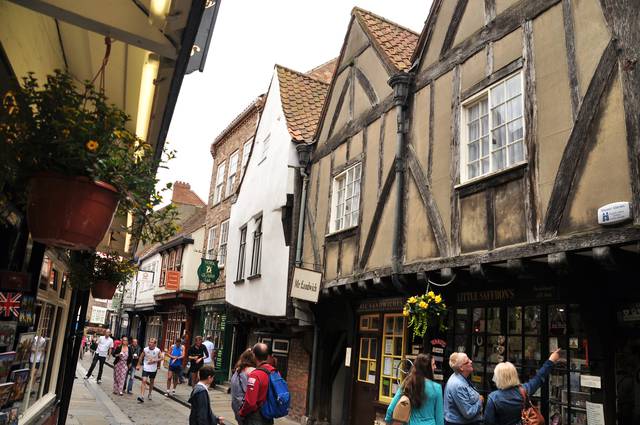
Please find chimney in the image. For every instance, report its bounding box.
[171,181,205,207]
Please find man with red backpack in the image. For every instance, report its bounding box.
[239,343,290,425]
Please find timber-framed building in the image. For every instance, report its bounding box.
[301,2,640,424]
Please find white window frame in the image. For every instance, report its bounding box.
[206,226,217,260]
[227,151,239,195]
[214,161,226,203]
[236,226,247,281]
[242,138,253,172]
[330,163,362,233]
[218,220,229,268]
[460,71,526,183]
[250,216,262,276]
[260,134,271,162]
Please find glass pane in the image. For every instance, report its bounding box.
[491,83,505,105]
[471,335,485,361]
[473,308,485,333]
[524,336,541,362]
[549,370,567,403]
[506,95,523,121]
[508,335,523,363]
[487,335,506,363]
[492,103,506,126]
[468,162,479,179]
[482,158,490,174]
[468,103,479,121]
[506,73,522,98]
[492,148,506,171]
[481,115,489,135]
[507,119,523,142]
[456,309,468,333]
[384,337,393,355]
[481,136,490,156]
[487,307,502,334]
[383,357,392,375]
[385,317,394,334]
[394,317,403,334]
[508,307,522,334]
[455,335,467,354]
[524,306,541,334]
[394,337,403,356]
[361,338,369,357]
[480,98,488,115]
[508,142,524,165]
[468,141,479,161]
[370,316,379,330]
[370,339,378,359]
[382,377,390,397]
[492,125,506,147]
[469,120,479,140]
[359,361,367,380]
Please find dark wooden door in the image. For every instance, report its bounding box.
[351,335,379,425]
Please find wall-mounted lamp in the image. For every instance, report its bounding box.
[149,0,171,29]
[296,143,313,170]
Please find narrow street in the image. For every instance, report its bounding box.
[70,354,298,425]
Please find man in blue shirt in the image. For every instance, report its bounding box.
[444,352,483,424]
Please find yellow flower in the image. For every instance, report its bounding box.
[407,296,417,304]
[427,291,435,299]
[434,295,442,304]
[85,140,99,152]
[402,309,410,317]
[62,129,70,138]
[418,301,428,309]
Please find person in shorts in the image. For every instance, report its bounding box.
[136,338,162,403]
[188,336,209,386]
[165,336,185,396]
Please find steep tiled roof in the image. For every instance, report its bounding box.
[306,58,338,84]
[171,181,206,207]
[276,65,330,142]
[353,7,419,72]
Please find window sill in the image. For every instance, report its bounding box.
[246,273,261,281]
[455,161,527,197]
[325,225,358,242]
[233,278,245,285]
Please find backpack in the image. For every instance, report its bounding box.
[257,367,290,419]
[391,394,411,425]
[519,386,545,425]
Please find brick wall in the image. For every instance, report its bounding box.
[287,336,310,420]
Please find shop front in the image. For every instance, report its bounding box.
[198,303,232,382]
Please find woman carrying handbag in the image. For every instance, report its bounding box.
[385,353,444,425]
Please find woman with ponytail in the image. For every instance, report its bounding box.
[385,353,444,425]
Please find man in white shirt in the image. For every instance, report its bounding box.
[203,335,216,388]
[136,337,163,403]
[84,329,113,384]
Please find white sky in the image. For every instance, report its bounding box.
[158,0,433,202]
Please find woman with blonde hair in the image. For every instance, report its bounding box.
[385,353,443,425]
[484,349,562,425]
[443,352,483,425]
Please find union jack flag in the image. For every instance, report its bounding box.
[0,292,21,318]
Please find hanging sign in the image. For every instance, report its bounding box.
[198,259,220,284]
[165,271,181,291]
[290,268,322,303]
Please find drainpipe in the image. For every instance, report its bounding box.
[294,142,319,422]
[388,73,413,293]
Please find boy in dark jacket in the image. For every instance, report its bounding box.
[189,365,224,425]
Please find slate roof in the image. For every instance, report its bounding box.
[276,65,330,142]
[353,7,420,72]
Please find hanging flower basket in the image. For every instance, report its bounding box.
[91,279,119,299]
[27,172,119,250]
[403,290,448,339]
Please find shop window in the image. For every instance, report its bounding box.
[48,268,58,291]
[164,308,187,352]
[258,337,289,379]
[146,316,162,344]
[202,311,226,370]
[39,256,51,291]
[330,163,361,233]
[461,72,524,182]
[379,314,405,403]
[358,337,378,384]
[359,314,380,331]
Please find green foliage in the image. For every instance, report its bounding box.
[67,251,137,290]
[0,70,177,244]
[404,291,448,339]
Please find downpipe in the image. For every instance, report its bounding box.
[389,73,413,294]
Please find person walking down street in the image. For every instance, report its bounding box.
[385,353,444,425]
[112,336,129,396]
[165,337,185,396]
[180,330,190,384]
[231,348,257,425]
[84,330,114,384]
[484,349,562,425]
[89,335,97,355]
[80,335,86,359]
[136,338,163,403]
[239,343,276,425]
[189,365,224,425]
[188,336,209,386]
[125,338,142,394]
[444,352,483,425]
[203,335,216,388]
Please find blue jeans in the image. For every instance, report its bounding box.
[126,364,137,392]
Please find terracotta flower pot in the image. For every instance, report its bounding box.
[91,280,118,299]
[27,172,119,251]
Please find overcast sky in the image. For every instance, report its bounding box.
[158,0,432,202]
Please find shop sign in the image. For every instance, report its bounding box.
[618,303,640,323]
[597,201,631,225]
[357,297,404,313]
[137,270,154,290]
[198,259,219,284]
[165,271,181,291]
[457,289,515,303]
[291,268,322,303]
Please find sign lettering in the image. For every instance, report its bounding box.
[165,270,180,291]
[290,268,322,303]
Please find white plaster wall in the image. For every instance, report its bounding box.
[154,226,205,295]
[124,252,161,307]
[226,69,299,317]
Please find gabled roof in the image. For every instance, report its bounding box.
[352,7,420,72]
[276,65,330,142]
[306,58,338,84]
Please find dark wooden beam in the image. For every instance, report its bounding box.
[484,0,496,24]
[415,0,562,92]
[359,165,396,270]
[377,112,386,197]
[450,66,462,255]
[523,20,540,242]
[327,72,352,139]
[413,0,444,70]
[305,203,321,270]
[440,0,469,56]
[354,66,379,106]
[561,0,581,118]
[542,40,618,238]
[427,82,435,182]
[406,144,450,256]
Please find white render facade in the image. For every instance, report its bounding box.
[225,68,300,317]
[123,252,161,309]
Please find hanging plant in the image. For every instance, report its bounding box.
[403,290,448,339]
[0,70,178,248]
[67,251,137,293]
